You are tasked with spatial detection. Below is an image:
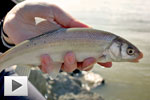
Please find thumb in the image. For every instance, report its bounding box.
[19,0,89,28]
[49,5,89,28]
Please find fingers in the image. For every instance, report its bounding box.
[39,52,96,74]
[78,57,96,71]
[39,53,112,74]
[62,53,96,72]
[97,62,112,68]
[40,54,54,73]
[62,52,77,72]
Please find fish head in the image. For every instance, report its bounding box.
[109,37,143,62]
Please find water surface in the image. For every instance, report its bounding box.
[49,0,150,100]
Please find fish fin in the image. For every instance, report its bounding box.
[48,62,61,79]
[15,65,31,77]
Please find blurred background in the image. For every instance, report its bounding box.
[16,0,150,100]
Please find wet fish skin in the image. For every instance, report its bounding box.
[0,28,143,73]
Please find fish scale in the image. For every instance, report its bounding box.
[0,28,142,78]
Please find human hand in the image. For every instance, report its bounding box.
[3,0,112,73]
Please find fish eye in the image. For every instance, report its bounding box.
[127,47,135,55]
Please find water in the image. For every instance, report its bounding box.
[18,0,150,99]
[48,0,150,100]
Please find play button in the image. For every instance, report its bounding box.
[12,80,22,91]
[4,76,28,96]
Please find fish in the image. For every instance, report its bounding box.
[0,28,143,78]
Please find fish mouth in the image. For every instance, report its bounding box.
[130,52,143,63]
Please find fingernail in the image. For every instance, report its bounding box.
[66,52,75,64]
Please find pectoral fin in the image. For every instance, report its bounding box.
[48,62,61,79]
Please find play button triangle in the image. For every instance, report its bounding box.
[12,80,22,91]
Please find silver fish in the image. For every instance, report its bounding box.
[0,28,143,77]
